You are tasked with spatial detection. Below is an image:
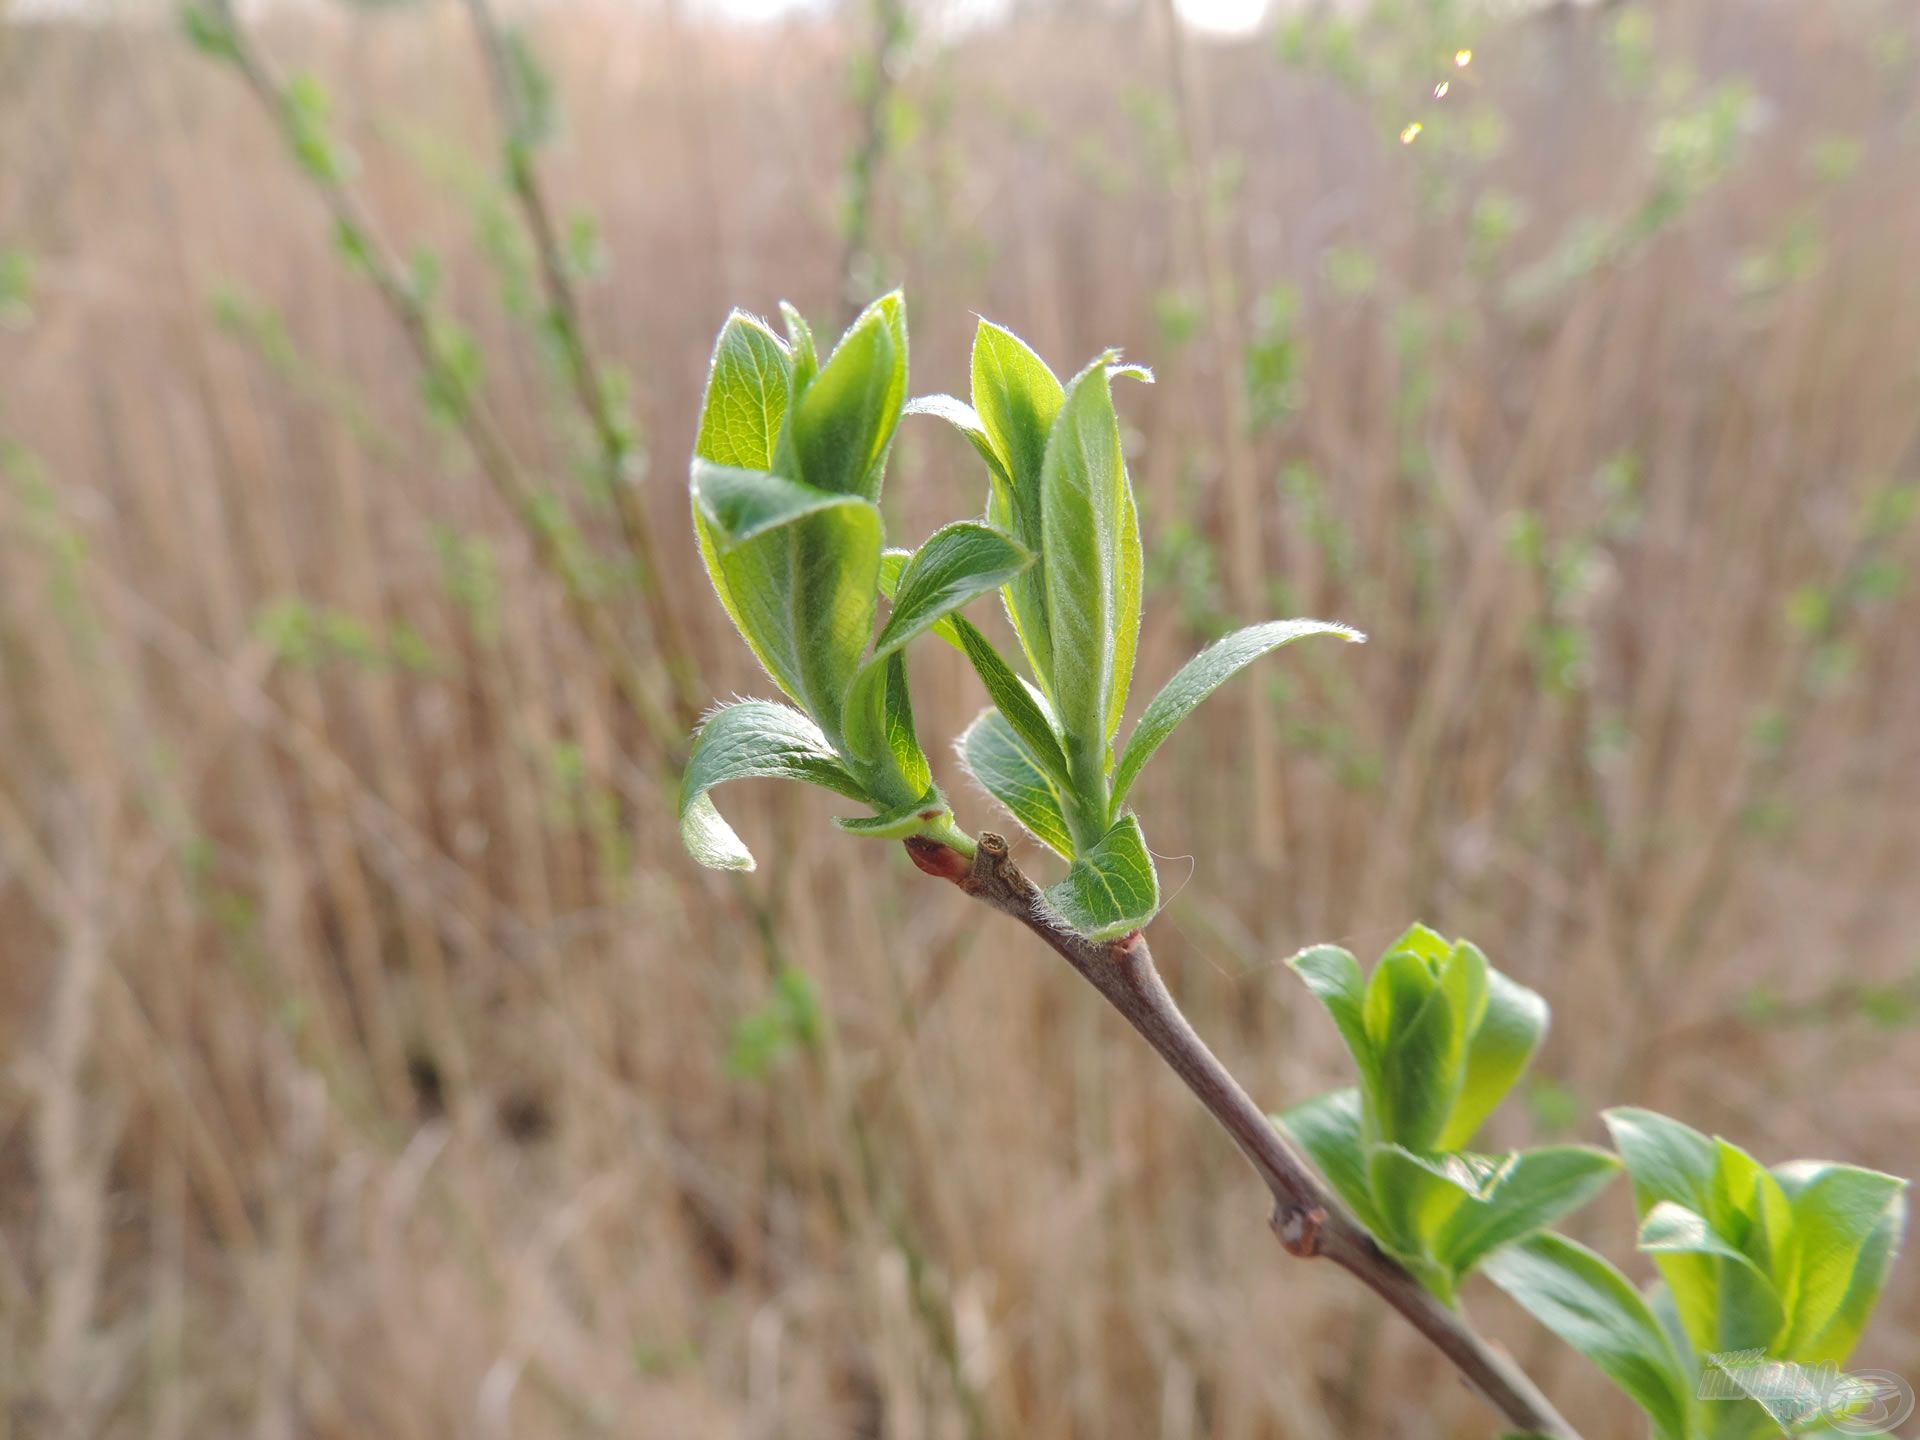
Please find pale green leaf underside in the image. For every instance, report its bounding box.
[691,462,881,740]
[1289,945,1376,1092]
[679,701,869,870]
[1111,618,1365,813]
[1044,813,1160,941]
[952,617,1072,789]
[693,461,869,547]
[1604,1106,1719,1217]
[1274,1087,1382,1234]
[1482,1234,1693,1440]
[956,707,1073,858]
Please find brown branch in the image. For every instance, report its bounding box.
[905,832,1583,1440]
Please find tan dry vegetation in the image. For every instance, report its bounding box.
[1,1,1917,1436]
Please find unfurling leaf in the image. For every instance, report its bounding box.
[679,702,869,871]
[902,392,1012,497]
[872,523,1032,659]
[786,291,906,501]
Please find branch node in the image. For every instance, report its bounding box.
[1273,1202,1326,1258]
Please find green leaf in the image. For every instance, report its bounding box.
[872,523,1032,660]
[1110,620,1365,814]
[1433,1145,1622,1282]
[780,301,819,393]
[841,648,933,805]
[878,548,961,652]
[971,320,1063,682]
[1040,355,1128,794]
[1044,814,1160,941]
[695,311,791,470]
[679,701,870,870]
[1438,968,1549,1151]
[1107,440,1144,745]
[1605,1106,1719,1217]
[788,291,906,501]
[956,708,1073,858]
[1772,1162,1907,1364]
[1274,1088,1383,1234]
[695,462,866,546]
[1364,949,1460,1151]
[1641,1200,1768,1266]
[1709,1138,1792,1271]
[1368,1144,1496,1269]
[691,463,880,741]
[1637,1200,1785,1353]
[844,523,1030,788]
[951,617,1072,793]
[1288,946,1376,1094]
[1386,923,1453,965]
[1482,1234,1693,1440]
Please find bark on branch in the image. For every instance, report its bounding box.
[905,831,1581,1440]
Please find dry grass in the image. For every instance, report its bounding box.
[1,1,1917,1436]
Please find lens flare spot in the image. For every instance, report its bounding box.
[1455,48,1473,67]
[1433,81,1450,98]
[1400,122,1423,145]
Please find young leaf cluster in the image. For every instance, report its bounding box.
[1279,927,1618,1302]
[679,295,1909,1437]
[683,299,1360,942]
[681,295,1027,868]
[1283,930,1908,1439]
[1488,1110,1907,1440]
[913,320,1360,938]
